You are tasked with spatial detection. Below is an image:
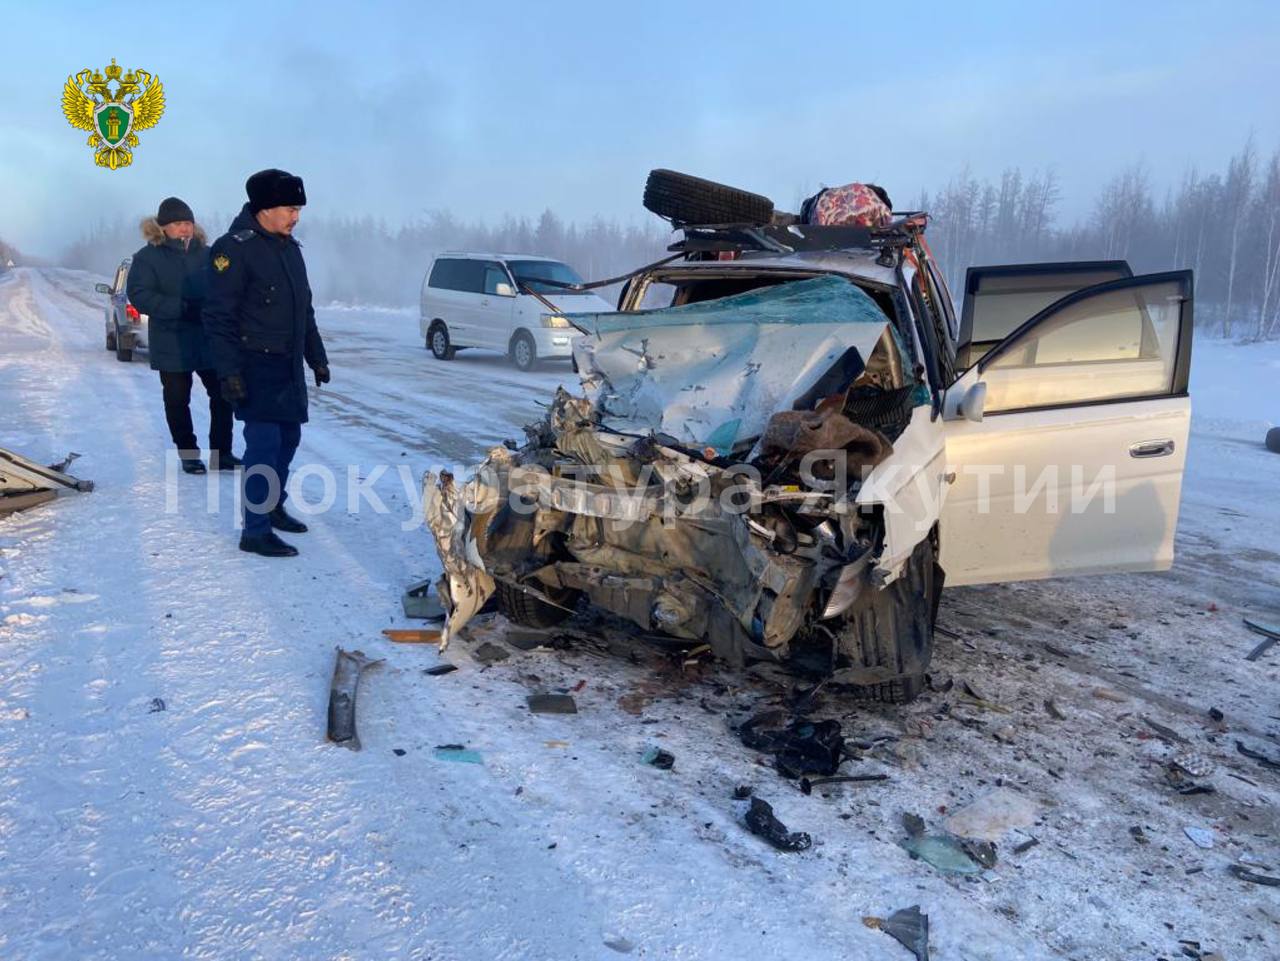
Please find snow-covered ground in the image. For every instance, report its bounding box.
[1,267,1277,961]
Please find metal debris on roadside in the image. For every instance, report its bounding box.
[1242,618,1280,661]
[1141,715,1191,744]
[527,693,578,714]
[401,578,446,620]
[1183,825,1215,849]
[799,774,888,795]
[327,647,383,751]
[877,905,931,961]
[1236,740,1280,771]
[1229,863,1280,886]
[743,796,812,852]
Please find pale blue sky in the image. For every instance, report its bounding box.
[6,0,1279,257]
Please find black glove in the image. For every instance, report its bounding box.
[221,374,247,405]
[312,365,331,387]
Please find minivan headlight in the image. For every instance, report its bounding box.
[542,314,571,328]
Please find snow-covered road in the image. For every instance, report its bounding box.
[1,267,1277,960]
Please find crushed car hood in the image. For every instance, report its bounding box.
[571,276,901,453]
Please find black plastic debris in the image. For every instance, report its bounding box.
[392,748,406,757]
[148,697,166,713]
[880,905,930,961]
[799,774,888,795]
[733,785,753,800]
[744,796,811,852]
[1230,864,1280,886]
[1236,740,1280,771]
[424,664,458,676]
[642,746,675,770]
[739,713,845,779]
[528,693,578,715]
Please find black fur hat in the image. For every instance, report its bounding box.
[156,196,194,225]
[245,169,307,212]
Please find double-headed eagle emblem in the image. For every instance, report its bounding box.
[62,59,165,170]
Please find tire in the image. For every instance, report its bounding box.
[1267,427,1280,453]
[832,537,941,704]
[495,579,579,629]
[510,331,537,372]
[428,322,456,360]
[105,329,116,351]
[643,168,775,227]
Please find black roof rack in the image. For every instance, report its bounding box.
[670,213,929,258]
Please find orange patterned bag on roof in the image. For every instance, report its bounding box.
[805,183,892,227]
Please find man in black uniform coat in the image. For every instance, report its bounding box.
[202,169,330,557]
[126,196,239,474]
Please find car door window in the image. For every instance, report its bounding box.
[482,264,510,296]
[959,261,1133,367]
[978,272,1191,414]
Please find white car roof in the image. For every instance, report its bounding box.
[435,252,561,263]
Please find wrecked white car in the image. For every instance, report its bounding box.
[425,212,1194,703]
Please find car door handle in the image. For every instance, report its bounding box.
[1129,439,1175,458]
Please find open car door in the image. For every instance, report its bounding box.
[957,261,1133,368]
[939,270,1193,587]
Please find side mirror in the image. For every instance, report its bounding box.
[943,381,987,422]
[94,283,113,295]
[494,282,516,298]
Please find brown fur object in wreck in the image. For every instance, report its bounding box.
[757,405,893,480]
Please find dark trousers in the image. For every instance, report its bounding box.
[160,369,234,455]
[242,420,302,536]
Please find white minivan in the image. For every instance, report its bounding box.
[419,253,612,371]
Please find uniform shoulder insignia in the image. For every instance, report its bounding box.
[231,229,255,242]
[212,254,231,273]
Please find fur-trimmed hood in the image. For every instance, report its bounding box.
[140,217,208,247]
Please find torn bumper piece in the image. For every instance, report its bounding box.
[0,448,94,514]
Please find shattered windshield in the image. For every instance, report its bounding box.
[583,275,891,334]
[508,260,586,294]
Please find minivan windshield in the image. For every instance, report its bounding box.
[507,260,586,294]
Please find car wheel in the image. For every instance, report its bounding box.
[829,535,941,704]
[1267,427,1280,454]
[114,322,132,362]
[511,331,537,372]
[495,579,579,629]
[429,322,456,360]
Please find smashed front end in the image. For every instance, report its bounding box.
[425,276,933,697]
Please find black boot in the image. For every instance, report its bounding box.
[213,451,244,471]
[270,505,308,533]
[181,458,207,475]
[239,531,299,557]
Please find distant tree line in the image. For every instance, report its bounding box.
[920,138,1280,340]
[58,139,1280,339]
